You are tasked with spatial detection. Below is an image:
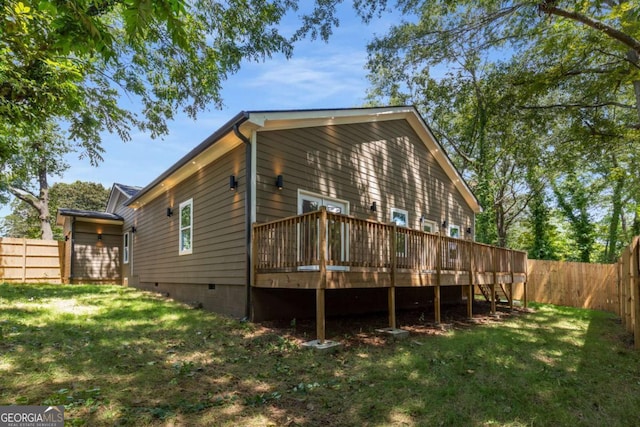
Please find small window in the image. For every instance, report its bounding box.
[179,198,193,255]
[422,219,437,233]
[123,232,130,264]
[391,208,408,227]
[449,224,461,239]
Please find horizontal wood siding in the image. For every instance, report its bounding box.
[255,120,474,233]
[112,192,138,284]
[72,222,121,283]
[131,146,247,290]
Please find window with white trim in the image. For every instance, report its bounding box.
[179,198,193,255]
[123,232,130,264]
[391,208,408,227]
[391,208,408,256]
[422,219,437,233]
[448,224,460,263]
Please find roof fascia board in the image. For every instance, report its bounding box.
[126,112,250,208]
[56,214,124,226]
[247,106,415,130]
[403,112,482,213]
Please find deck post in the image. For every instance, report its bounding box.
[491,246,497,315]
[523,253,529,309]
[435,230,442,324]
[389,223,397,329]
[509,250,514,311]
[467,241,475,320]
[317,207,327,344]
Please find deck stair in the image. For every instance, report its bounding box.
[477,284,512,305]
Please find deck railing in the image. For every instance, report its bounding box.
[253,208,527,277]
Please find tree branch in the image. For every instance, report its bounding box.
[518,101,635,110]
[539,3,640,53]
[8,186,40,212]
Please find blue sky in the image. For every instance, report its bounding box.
[0,5,403,221]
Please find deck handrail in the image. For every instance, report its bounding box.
[253,209,528,276]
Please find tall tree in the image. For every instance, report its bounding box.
[525,164,559,260]
[1,122,70,239]
[1,181,109,239]
[552,170,598,262]
[367,39,537,246]
[364,0,640,254]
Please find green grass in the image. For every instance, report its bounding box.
[2,283,640,426]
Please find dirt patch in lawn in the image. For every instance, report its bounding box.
[259,300,531,348]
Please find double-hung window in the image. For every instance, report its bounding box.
[179,198,193,255]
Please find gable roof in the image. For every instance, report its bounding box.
[106,183,142,213]
[126,106,481,213]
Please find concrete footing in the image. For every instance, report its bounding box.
[375,327,410,340]
[302,339,342,353]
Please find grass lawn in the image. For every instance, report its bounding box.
[1,284,640,426]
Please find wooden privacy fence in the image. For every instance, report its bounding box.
[0,238,64,283]
[618,236,640,348]
[513,259,618,313]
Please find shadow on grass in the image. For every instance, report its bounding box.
[2,285,640,426]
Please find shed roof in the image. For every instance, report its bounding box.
[56,208,124,226]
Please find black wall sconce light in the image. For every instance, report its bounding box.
[131,226,137,233]
[64,235,69,241]
[466,227,472,234]
[166,207,173,217]
[419,214,426,224]
[441,220,448,228]
[229,175,238,191]
[370,202,377,212]
[97,233,103,241]
[275,174,284,190]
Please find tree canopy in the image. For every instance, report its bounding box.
[1,0,305,163]
[0,0,358,237]
[365,0,640,259]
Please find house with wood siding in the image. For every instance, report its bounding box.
[57,106,527,342]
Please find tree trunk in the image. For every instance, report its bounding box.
[605,166,624,262]
[37,162,53,240]
[8,155,53,240]
[627,49,640,127]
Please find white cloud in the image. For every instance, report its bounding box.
[234,50,369,109]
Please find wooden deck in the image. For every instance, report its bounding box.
[253,207,528,343]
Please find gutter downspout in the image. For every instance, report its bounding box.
[233,124,252,320]
[70,217,76,283]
